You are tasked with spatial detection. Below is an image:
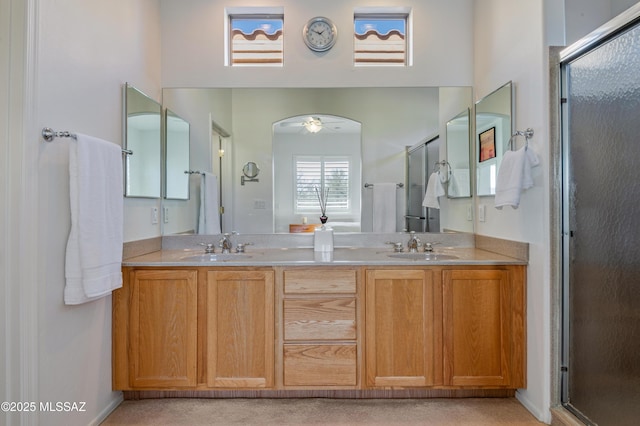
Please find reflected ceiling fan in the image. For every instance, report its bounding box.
[278,116,344,133]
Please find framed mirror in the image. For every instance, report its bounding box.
[123,83,162,198]
[446,108,471,198]
[475,81,513,196]
[164,108,190,200]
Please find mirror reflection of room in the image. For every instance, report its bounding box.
[163,87,473,235]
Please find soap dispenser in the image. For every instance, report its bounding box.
[313,224,334,252]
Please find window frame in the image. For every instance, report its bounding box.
[293,155,353,215]
[227,12,284,67]
[353,11,412,67]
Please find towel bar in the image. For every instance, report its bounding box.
[434,160,451,183]
[364,183,404,188]
[42,127,133,155]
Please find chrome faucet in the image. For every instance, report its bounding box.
[219,233,233,253]
[407,231,421,253]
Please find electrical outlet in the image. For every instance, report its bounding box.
[151,207,159,224]
[163,207,169,223]
[466,205,473,221]
[478,204,486,222]
[254,199,266,210]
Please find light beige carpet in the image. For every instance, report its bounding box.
[101,398,546,425]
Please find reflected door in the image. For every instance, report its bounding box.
[425,138,441,232]
[406,136,440,232]
[406,143,426,232]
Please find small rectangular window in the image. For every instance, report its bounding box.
[229,15,283,66]
[295,157,350,213]
[354,14,408,66]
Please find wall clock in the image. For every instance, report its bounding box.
[303,17,337,52]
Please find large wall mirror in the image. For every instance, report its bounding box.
[164,108,190,200]
[475,81,513,196]
[446,108,472,198]
[162,87,473,235]
[124,83,162,198]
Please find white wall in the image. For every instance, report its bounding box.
[35,1,161,425]
[473,0,551,422]
[565,0,640,45]
[160,0,474,88]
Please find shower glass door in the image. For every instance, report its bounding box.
[561,15,640,426]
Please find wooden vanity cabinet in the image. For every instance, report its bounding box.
[279,268,362,388]
[114,267,275,391]
[205,270,275,388]
[113,269,198,389]
[365,269,439,388]
[442,267,526,388]
[114,263,525,393]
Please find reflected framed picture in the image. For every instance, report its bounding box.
[479,127,496,162]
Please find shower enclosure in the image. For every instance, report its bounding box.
[559,5,640,425]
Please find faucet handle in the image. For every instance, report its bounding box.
[199,243,215,253]
[423,242,440,252]
[385,241,404,252]
[235,242,253,253]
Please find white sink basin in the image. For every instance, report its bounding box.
[387,253,458,261]
[180,253,253,262]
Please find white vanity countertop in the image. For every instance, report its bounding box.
[122,246,526,267]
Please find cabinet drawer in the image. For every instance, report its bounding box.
[284,298,356,341]
[284,269,356,294]
[284,344,357,386]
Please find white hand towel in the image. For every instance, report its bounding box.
[65,134,123,305]
[449,169,470,198]
[422,172,445,209]
[198,172,221,234]
[372,183,397,232]
[494,146,539,209]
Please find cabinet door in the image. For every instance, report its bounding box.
[442,269,513,387]
[207,270,274,388]
[365,269,435,387]
[128,269,198,388]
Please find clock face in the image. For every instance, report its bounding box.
[303,17,337,52]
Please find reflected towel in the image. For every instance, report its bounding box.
[65,134,123,305]
[422,172,445,209]
[494,147,540,209]
[450,169,470,198]
[372,183,397,232]
[198,172,221,234]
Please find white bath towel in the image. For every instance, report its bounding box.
[65,134,123,305]
[494,146,540,209]
[372,183,397,232]
[198,172,221,234]
[449,169,470,198]
[422,172,445,209]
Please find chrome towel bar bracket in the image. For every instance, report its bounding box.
[42,127,133,155]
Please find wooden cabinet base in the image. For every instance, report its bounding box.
[122,388,517,400]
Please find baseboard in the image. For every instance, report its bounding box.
[516,390,551,424]
[89,392,123,426]
[123,389,516,400]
